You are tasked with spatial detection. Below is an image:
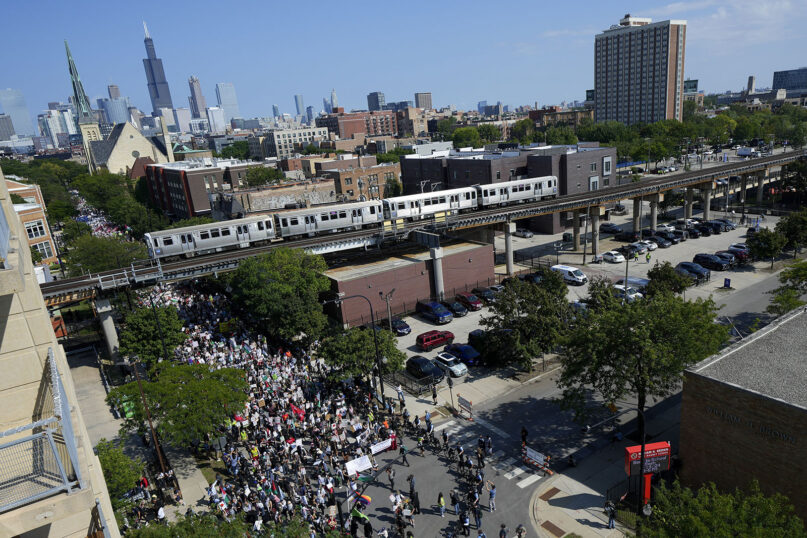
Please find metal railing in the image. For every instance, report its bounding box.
[0,348,85,513]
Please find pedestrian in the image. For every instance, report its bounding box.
[499,523,509,538]
[462,511,471,536]
[387,467,395,490]
[412,491,421,515]
[438,491,446,517]
[474,506,483,529]
[432,385,438,405]
[646,251,651,264]
[397,384,405,403]
[521,426,528,445]
[451,489,460,515]
[488,483,496,512]
[478,532,487,538]
[485,435,493,456]
[400,444,409,466]
[408,474,416,496]
[605,500,616,529]
[634,251,639,263]
[363,518,373,538]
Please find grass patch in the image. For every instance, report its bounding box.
[194,455,226,485]
[616,508,638,529]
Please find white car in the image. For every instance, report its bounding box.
[602,251,625,263]
[732,145,741,150]
[434,352,468,377]
[639,240,658,251]
[613,285,643,303]
[514,228,533,238]
[656,223,675,233]
[488,284,505,293]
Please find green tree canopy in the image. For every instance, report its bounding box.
[95,438,143,510]
[47,199,77,222]
[228,248,329,346]
[545,125,578,145]
[118,304,188,366]
[452,126,482,149]
[64,235,148,274]
[384,176,403,197]
[244,166,285,187]
[646,261,693,297]
[166,217,214,229]
[477,124,502,143]
[509,118,537,144]
[60,219,92,245]
[125,512,251,537]
[559,293,727,441]
[747,228,787,269]
[318,326,406,379]
[30,246,43,264]
[108,363,248,449]
[582,275,622,313]
[640,480,806,538]
[218,141,250,160]
[375,147,415,164]
[435,117,457,140]
[766,258,807,316]
[775,208,807,254]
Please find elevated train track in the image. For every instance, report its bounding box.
[40,150,804,299]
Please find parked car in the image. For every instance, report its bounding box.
[613,284,644,303]
[714,251,737,267]
[729,242,748,252]
[614,277,650,292]
[672,230,689,242]
[656,223,675,233]
[655,230,681,244]
[746,226,760,237]
[550,265,588,285]
[685,227,701,238]
[599,222,622,234]
[640,229,657,239]
[444,344,482,366]
[615,230,641,242]
[696,225,713,237]
[514,228,533,238]
[630,242,648,254]
[611,203,627,215]
[434,352,468,377]
[472,287,497,304]
[726,247,750,263]
[674,218,697,229]
[416,301,453,324]
[702,221,723,234]
[406,356,445,384]
[603,250,625,263]
[488,284,505,294]
[714,218,737,230]
[416,330,454,351]
[455,292,483,311]
[518,272,544,284]
[693,253,730,271]
[616,244,639,257]
[441,300,468,317]
[389,318,411,336]
[640,240,658,251]
[676,262,710,283]
[649,235,672,248]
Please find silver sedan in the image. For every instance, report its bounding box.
[602,250,625,263]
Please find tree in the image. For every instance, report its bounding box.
[228,248,329,346]
[95,438,143,510]
[64,235,148,274]
[766,287,806,317]
[776,209,807,256]
[375,147,414,164]
[646,261,693,296]
[481,273,571,370]
[783,159,807,205]
[384,176,403,197]
[125,513,252,537]
[477,124,502,144]
[108,363,248,449]
[318,327,405,379]
[682,100,698,121]
[545,125,578,145]
[582,276,621,313]
[435,117,457,140]
[559,293,727,451]
[60,219,92,245]
[218,141,250,160]
[46,199,77,222]
[639,480,806,538]
[244,166,285,187]
[30,246,43,264]
[166,217,214,229]
[452,126,482,149]
[509,118,536,144]
[777,259,807,294]
[747,228,787,269]
[118,305,188,366]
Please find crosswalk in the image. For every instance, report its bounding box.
[432,420,544,489]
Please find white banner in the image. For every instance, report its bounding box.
[345,455,372,476]
[370,438,392,454]
[525,445,546,466]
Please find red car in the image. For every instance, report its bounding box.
[455,292,483,311]
[416,330,455,351]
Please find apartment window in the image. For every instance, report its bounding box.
[589,176,599,191]
[345,178,353,185]
[496,171,501,180]
[590,163,597,172]
[32,240,53,259]
[25,220,46,239]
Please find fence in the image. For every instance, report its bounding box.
[0,348,84,513]
[384,371,440,397]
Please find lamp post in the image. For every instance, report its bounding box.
[381,289,396,331]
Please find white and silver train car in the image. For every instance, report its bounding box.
[144,215,276,258]
[276,200,383,238]
[476,176,557,207]
[382,187,477,220]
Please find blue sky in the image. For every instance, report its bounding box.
[2,0,806,122]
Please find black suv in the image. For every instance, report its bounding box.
[654,230,681,244]
[693,253,729,271]
[406,356,445,384]
[615,231,641,242]
[676,262,711,283]
[599,223,622,234]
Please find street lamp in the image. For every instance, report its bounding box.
[381,289,396,331]
[324,293,387,407]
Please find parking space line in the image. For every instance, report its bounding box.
[517,474,542,488]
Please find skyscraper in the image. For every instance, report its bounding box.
[188,76,206,119]
[206,106,227,133]
[272,104,280,118]
[306,106,315,123]
[477,100,487,114]
[97,97,131,125]
[0,88,34,136]
[0,114,15,140]
[142,21,174,115]
[594,14,687,125]
[215,82,240,122]
[107,84,121,99]
[415,92,432,110]
[294,95,305,117]
[367,92,385,111]
[330,89,338,111]
[322,97,332,114]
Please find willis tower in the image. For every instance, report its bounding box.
[142,22,173,114]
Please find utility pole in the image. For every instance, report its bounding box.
[382,289,396,330]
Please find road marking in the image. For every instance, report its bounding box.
[473,417,512,439]
[517,474,542,488]
[504,467,525,479]
[434,421,457,432]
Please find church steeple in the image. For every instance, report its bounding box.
[64,40,94,124]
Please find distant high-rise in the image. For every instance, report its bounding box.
[188,76,206,119]
[97,97,131,125]
[330,89,338,111]
[322,98,332,114]
[0,88,34,136]
[0,114,15,140]
[272,104,280,118]
[306,106,315,123]
[772,67,807,93]
[206,106,227,133]
[477,101,487,114]
[747,76,756,94]
[367,91,385,111]
[415,92,432,110]
[142,21,174,115]
[594,14,687,125]
[107,84,121,99]
[215,82,240,122]
[294,94,305,117]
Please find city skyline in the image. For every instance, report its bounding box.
[1,0,805,126]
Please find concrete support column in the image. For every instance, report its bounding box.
[756,171,766,203]
[430,247,445,300]
[589,207,601,257]
[685,188,694,219]
[649,194,659,231]
[572,209,581,251]
[504,222,515,276]
[740,174,748,205]
[632,198,641,232]
[96,299,119,360]
[703,183,713,221]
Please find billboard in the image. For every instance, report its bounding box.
[624,441,671,476]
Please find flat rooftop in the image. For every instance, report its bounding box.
[689,307,807,409]
[326,241,487,282]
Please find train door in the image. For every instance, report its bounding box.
[236,223,251,246]
[179,233,195,255]
[303,215,316,235]
[449,194,460,210]
[351,208,363,227]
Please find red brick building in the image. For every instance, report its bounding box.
[316,108,398,139]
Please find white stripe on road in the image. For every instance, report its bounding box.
[517,474,542,488]
[473,417,512,439]
[434,421,457,432]
[504,467,525,479]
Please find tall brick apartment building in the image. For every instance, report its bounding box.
[316,108,398,139]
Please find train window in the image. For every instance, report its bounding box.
[339,211,347,219]
[211,229,220,238]
[424,199,431,206]
[186,234,193,243]
[321,214,329,221]
[472,192,476,198]
[369,206,376,214]
[281,219,287,227]
[221,228,230,236]
[153,239,158,247]
[257,222,264,230]
[439,197,446,204]
[181,235,186,244]
[500,189,506,195]
[163,237,173,246]
[200,231,210,240]
[265,221,272,229]
[290,218,299,226]
[398,202,406,210]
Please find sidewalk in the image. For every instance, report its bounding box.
[528,398,681,537]
[162,445,210,521]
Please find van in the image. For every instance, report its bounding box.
[550,265,588,285]
[416,330,455,351]
[416,301,453,324]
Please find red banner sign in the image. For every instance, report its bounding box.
[624,441,671,476]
